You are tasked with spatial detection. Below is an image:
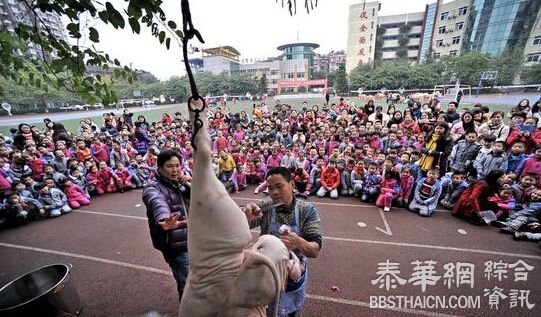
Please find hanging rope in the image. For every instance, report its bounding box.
[181,0,205,150]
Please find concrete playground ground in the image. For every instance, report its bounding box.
[0,186,540,317]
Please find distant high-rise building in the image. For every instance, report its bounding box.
[346,1,380,73]
[0,0,69,59]
[426,0,471,60]
[524,6,541,64]
[346,0,541,72]
[379,12,425,63]
[314,50,346,73]
[464,0,541,57]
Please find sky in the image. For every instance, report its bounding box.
[88,0,433,80]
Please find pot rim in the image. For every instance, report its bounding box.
[0,263,72,311]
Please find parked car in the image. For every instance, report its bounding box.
[92,103,104,109]
[143,99,156,107]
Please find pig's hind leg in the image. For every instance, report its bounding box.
[187,100,251,264]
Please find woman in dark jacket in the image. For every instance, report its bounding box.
[52,122,73,148]
[364,100,375,117]
[12,123,42,151]
[387,111,403,128]
[452,170,506,224]
[142,149,191,301]
[418,122,453,173]
[137,115,150,130]
[133,122,152,155]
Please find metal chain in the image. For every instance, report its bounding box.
[181,0,206,150]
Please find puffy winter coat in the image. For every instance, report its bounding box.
[142,173,189,254]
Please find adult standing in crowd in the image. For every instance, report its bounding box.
[418,122,453,174]
[244,167,322,317]
[445,101,460,123]
[142,149,191,301]
[531,99,541,128]
[506,116,541,154]
[479,111,510,142]
[450,110,477,142]
[12,123,42,151]
[52,122,73,148]
[133,122,153,155]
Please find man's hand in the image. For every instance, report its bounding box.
[179,174,192,184]
[243,203,263,222]
[158,214,188,231]
[280,232,301,251]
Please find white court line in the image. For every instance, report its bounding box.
[75,209,541,260]
[305,294,461,317]
[135,189,451,212]
[135,188,451,211]
[233,197,375,208]
[0,242,459,317]
[325,236,541,261]
[0,242,170,275]
[77,210,147,220]
[375,208,393,236]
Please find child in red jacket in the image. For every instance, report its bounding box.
[316,160,341,199]
[86,164,103,195]
[97,161,120,193]
[114,162,134,192]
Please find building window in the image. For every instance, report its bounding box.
[372,8,375,16]
[440,12,448,20]
[533,36,541,46]
[527,53,541,62]
[436,39,443,47]
[438,26,446,34]
[452,36,460,44]
[458,6,468,16]
[297,72,305,78]
[433,52,441,59]
[455,22,464,31]
[449,50,458,56]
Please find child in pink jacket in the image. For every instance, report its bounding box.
[489,186,516,220]
[114,162,134,192]
[376,167,401,212]
[97,161,120,193]
[397,167,415,208]
[59,178,90,209]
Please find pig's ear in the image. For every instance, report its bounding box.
[221,250,281,311]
